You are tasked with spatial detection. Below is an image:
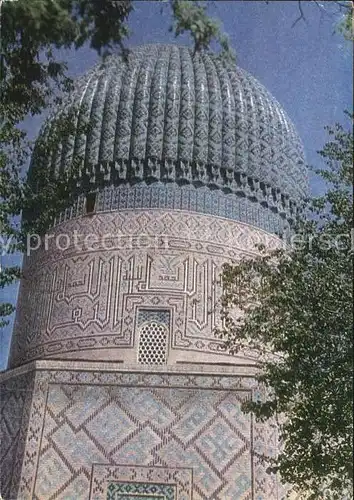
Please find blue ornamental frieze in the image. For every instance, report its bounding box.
[52,183,298,236]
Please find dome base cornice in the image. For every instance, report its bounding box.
[70,157,300,225]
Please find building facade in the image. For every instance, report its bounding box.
[1,44,307,499]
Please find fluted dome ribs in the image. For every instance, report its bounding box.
[32,44,308,231]
[163,45,180,166]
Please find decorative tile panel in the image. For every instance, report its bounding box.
[106,481,175,500]
[90,464,192,500]
[0,366,279,500]
[0,372,35,500]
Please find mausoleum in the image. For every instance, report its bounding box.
[1,44,307,499]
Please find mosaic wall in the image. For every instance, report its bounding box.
[0,372,35,500]
[0,365,279,500]
[9,210,281,367]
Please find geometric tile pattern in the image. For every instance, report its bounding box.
[33,385,252,499]
[9,210,281,367]
[0,365,280,500]
[0,372,35,500]
[31,44,308,233]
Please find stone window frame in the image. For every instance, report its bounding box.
[89,464,193,500]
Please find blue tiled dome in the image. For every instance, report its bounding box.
[33,44,308,233]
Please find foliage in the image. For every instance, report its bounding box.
[0,111,29,326]
[216,115,353,499]
[335,0,354,40]
[279,0,353,38]
[170,0,235,61]
[0,0,233,127]
[0,0,133,120]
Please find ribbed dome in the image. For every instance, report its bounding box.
[32,44,308,231]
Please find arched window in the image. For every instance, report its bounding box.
[138,321,168,365]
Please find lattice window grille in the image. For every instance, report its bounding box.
[138,321,168,366]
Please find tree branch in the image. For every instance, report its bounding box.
[292,0,308,28]
[291,0,352,28]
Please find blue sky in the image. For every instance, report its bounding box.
[1,0,352,370]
